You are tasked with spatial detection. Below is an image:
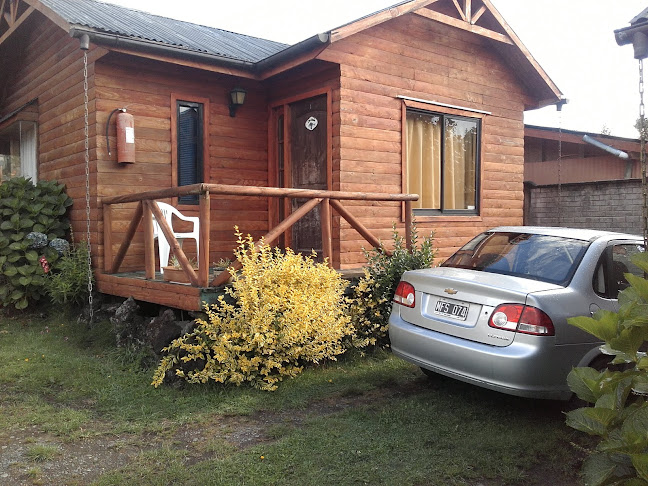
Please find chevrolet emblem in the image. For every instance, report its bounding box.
[444,288,458,295]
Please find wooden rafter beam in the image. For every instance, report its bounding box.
[452,0,466,21]
[414,7,513,44]
[0,0,6,27]
[464,0,471,22]
[471,5,486,25]
[330,0,441,42]
[0,4,33,47]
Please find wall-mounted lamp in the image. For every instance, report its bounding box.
[229,87,247,117]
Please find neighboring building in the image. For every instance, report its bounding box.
[0,0,563,310]
[523,125,643,234]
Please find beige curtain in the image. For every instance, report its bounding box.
[444,118,476,210]
[407,113,440,209]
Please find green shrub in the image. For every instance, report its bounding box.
[0,178,73,309]
[44,242,93,306]
[348,223,436,349]
[565,251,648,486]
[152,231,353,391]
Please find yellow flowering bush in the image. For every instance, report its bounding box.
[152,231,352,391]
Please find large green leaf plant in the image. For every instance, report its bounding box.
[566,252,648,486]
[0,177,73,309]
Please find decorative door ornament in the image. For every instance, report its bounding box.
[305,116,318,131]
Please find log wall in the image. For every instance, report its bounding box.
[94,54,269,270]
[319,13,528,266]
[0,13,102,260]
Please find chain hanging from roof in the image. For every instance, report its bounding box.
[81,39,94,323]
[639,59,647,249]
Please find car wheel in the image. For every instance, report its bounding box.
[566,355,630,410]
[420,367,436,379]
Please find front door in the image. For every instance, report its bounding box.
[289,95,327,259]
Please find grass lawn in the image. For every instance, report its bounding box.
[0,309,591,485]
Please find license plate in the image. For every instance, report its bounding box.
[434,300,469,320]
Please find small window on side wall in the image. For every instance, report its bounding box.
[406,109,479,215]
[0,121,38,183]
[176,101,204,204]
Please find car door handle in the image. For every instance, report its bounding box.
[589,303,601,317]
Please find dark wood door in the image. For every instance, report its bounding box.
[289,95,327,259]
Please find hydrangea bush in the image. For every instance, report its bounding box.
[0,178,73,309]
[153,230,353,391]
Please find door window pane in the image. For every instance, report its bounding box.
[177,102,203,204]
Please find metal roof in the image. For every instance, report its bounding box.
[39,0,289,63]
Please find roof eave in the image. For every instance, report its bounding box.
[69,27,257,71]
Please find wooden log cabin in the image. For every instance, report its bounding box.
[0,0,563,311]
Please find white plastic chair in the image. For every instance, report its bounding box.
[152,201,200,273]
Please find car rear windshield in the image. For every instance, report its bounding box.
[441,232,590,286]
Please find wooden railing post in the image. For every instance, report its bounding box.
[102,203,113,273]
[211,197,322,287]
[199,191,210,287]
[111,201,143,274]
[329,199,388,255]
[404,200,413,251]
[143,201,155,279]
[321,198,332,267]
[146,200,200,287]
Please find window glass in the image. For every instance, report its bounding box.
[442,232,590,286]
[595,243,645,298]
[177,102,203,204]
[0,121,37,183]
[406,109,479,214]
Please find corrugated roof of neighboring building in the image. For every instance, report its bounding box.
[39,0,289,63]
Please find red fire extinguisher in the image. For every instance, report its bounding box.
[106,108,135,164]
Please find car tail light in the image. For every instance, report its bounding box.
[489,304,554,336]
[393,281,415,308]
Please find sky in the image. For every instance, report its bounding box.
[107,0,647,139]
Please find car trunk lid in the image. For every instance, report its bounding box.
[397,267,562,347]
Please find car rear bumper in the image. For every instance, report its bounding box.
[389,311,593,400]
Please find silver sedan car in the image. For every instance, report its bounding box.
[389,226,644,400]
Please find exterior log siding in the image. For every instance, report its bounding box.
[94,54,270,271]
[322,15,526,265]
[1,3,556,303]
[0,13,103,262]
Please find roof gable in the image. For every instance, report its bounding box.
[2,0,562,105]
[328,0,562,109]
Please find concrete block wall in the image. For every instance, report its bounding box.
[524,179,644,235]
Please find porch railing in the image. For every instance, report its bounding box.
[101,183,419,287]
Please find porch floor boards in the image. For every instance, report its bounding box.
[95,268,365,312]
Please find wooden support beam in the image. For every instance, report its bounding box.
[452,0,466,21]
[320,198,333,267]
[146,200,199,287]
[471,5,486,24]
[211,197,322,287]
[464,0,471,22]
[110,202,143,274]
[329,199,389,256]
[404,201,413,251]
[102,203,113,273]
[330,0,440,42]
[102,183,418,206]
[143,200,155,279]
[0,5,33,47]
[414,8,513,45]
[198,191,211,287]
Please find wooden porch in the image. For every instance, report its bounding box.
[97,184,418,311]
